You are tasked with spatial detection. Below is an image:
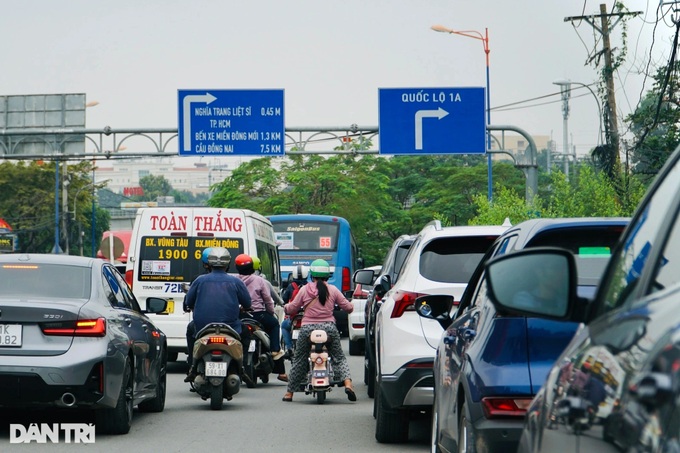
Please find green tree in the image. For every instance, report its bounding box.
[138,174,173,201]
[0,160,109,254]
[626,61,680,184]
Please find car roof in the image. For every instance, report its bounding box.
[499,217,630,248]
[0,253,100,267]
[420,224,509,239]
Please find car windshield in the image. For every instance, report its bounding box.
[0,263,91,299]
[525,225,626,286]
[420,236,498,284]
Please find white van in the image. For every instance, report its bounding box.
[125,207,281,361]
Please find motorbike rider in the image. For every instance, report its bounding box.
[235,254,288,382]
[280,265,310,357]
[281,259,356,402]
[184,247,213,368]
[252,256,284,306]
[183,247,252,383]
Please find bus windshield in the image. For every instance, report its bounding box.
[268,214,360,295]
[272,221,339,251]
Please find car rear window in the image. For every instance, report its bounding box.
[525,225,626,286]
[419,236,498,283]
[0,263,91,299]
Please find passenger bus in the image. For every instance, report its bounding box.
[268,214,363,296]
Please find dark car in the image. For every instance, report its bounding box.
[475,145,680,453]
[354,234,415,397]
[417,217,628,453]
[0,254,168,434]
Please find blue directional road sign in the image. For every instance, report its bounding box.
[378,87,485,155]
[178,89,285,156]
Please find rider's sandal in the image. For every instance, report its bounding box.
[282,392,293,402]
[345,387,357,402]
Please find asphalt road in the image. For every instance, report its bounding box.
[0,338,430,452]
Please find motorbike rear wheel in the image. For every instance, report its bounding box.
[316,391,326,405]
[244,352,256,388]
[210,384,223,410]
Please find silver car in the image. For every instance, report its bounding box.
[0,254,168,434]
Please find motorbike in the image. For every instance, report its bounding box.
[241,315,275,388]
[301,328,342,404]
[188,322,243,410]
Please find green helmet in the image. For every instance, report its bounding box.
[252,256,261,271]
[309,259,331,278]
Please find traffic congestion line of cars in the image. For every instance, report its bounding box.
[359,221,509,443]
[348,265,381,356]
[359,234,415,398]
[417,217,629,453]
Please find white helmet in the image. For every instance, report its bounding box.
[292,265,309,280]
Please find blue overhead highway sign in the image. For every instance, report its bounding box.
[178,89,285,156]
[378,87,485,155]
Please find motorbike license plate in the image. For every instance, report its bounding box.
[248,341,256,353]
[0,324,22,347]
[205,362,227,377]
[313,370,328,379]
[292,330,299,340]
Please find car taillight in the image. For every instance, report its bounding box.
[342,267,351,293]
[390,290,425,318]
[481,397,533,418]
[42,318,106,337]
[352,284,368,299]
[125,269,133,289]
[405,361,433,369]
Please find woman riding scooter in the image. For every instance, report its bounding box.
[282,259,356,402]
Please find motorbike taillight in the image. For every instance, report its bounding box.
[208,336,226,344]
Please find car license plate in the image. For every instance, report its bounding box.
[205,362,227,377]
[248,341,256,352]
[292,330,299,340]
[0,324,22,347]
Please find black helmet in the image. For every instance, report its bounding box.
[207,247,231,269]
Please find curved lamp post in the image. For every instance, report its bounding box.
[431,24,492,201]
[73,179,110,256]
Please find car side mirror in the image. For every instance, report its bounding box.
[415,294,454,330]
[145,297,168,314]
[485,247,579,322]
[353,268,375,286]
[375,274,391,297]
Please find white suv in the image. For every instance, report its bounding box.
[373,221,508,443]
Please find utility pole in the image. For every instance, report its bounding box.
[564,4,641,172]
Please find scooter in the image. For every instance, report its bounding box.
[189,322,243,410]
[302,328,342,404]
[241,315,274,388]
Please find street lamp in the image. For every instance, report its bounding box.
[432,24,492,201]
[553,80,571,180]
[91,147,125,257]
[73,179,110,256]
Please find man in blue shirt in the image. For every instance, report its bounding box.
[183,247,252,382]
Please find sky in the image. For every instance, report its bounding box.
[1,0,677,159]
